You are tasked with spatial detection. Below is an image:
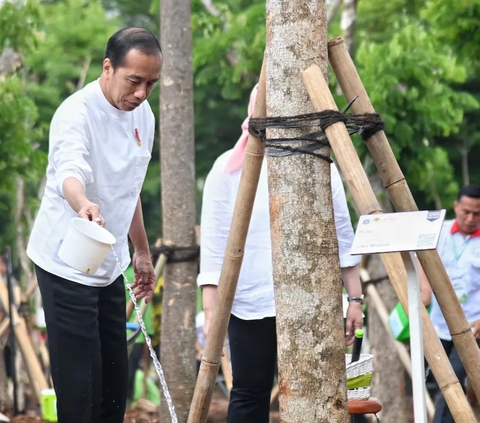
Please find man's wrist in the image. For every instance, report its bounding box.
[134,249,151,258]
[347,295,364,305]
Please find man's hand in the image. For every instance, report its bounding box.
[78,201,105,227]
[132,252,155,304]
[471,319,480,339]
[62,177,105,227]
[345,302,363,346]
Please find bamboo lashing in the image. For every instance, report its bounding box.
[187,60,267,423]
[360,267,435,420]
[302,65,476,423]
[328,36,480,401]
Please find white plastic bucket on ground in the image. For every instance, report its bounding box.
[58,217,116,274]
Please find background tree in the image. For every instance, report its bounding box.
[159,0,198,420]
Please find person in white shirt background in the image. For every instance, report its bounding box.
[198,84,364,423]
[420,185,480,423]
[26,28,161,423]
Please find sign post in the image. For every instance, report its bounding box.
[351,209,446,423]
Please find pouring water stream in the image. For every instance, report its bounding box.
[111,246,178,423]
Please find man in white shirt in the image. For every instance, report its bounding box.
[26,27,162,423]
[422,185,480,423]
[198,85,364,423]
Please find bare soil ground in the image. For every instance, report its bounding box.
[6,390,280,423]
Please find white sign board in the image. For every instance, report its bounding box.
[351,210,446,255]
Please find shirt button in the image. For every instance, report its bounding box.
[131,188,136,195]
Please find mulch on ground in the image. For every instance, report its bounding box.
[6,390,279,423]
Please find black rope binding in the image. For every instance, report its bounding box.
[248,98,384,162]
[151,244,200,264]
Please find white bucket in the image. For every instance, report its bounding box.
[58,217,116,275]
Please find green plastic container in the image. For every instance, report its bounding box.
[389,302,432,342]
[41,389,57,422]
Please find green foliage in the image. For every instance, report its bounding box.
[408,146,459,212]
[422,0,480,65]
[2,0,480,254]
[192,1,264,98]
[0,76,44,191]
[0,0,40,51]
[26,0,120,145]
[355,23,478,153]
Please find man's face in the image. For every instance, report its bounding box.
[103,49,162,111]
[454,195,480,235]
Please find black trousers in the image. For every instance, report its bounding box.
[36,265,128,423]
[227,314,277,423]
[433,338,480,423]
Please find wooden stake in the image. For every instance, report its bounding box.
[0,277,49,404]
[328,36,480,401]
[302,65,477,423]
[360,267,435,420]
[187,59,267,423]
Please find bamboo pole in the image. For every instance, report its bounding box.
[328,36,480,401]
[302,66,476,423]
[360,268,435,420]
[0,277,49,404]
[187,60,267,423]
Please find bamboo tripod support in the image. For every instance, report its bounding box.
[187,61,267,423]
[328,36,480,401]
[302,66,476,423]
[0,277,49,404]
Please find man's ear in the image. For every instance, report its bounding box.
[103,58,113,76]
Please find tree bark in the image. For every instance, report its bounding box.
[327,0,343,24]
[460,138,470,187]
[0,47,22,76]
[340,0,358,57]
[266,1,348,421]
[15,177,33,286]
[0,334,12,414]
[159,0,197,421]
[366,170,414,423]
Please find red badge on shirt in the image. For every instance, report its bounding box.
[135,128,141,147]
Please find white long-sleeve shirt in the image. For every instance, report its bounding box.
[27,79,155,287]
[197,151,361,320]
[430,220,480,341]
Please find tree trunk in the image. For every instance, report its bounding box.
[341,0,358,57]
[266,1,348,421]
[366,169,414,423]
[0,47,22,76]
[159,0,197,421]
[15,177,33,286]
[0,335,12,414]
[460,138,470,187]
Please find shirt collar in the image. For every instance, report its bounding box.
[450,220,480,238]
